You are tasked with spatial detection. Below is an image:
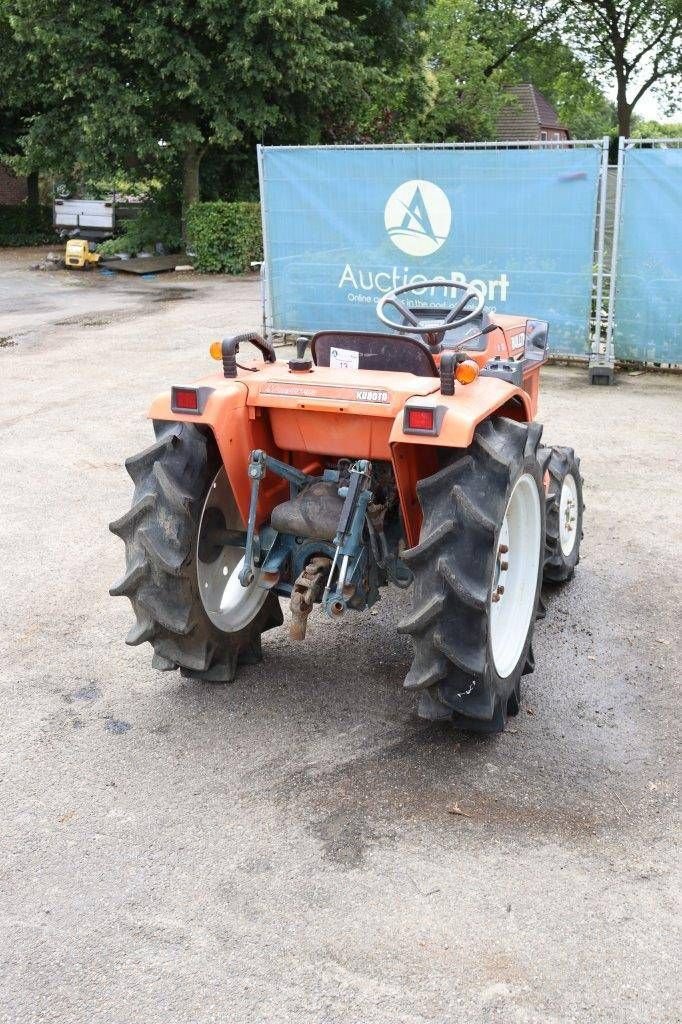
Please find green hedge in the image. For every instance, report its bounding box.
[96,207,182,257]
[186,201,262,273]
[0,204,56,246]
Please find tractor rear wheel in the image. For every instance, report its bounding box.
[541,446,584,582]
[109,421,282,682]
[398,417,546,733]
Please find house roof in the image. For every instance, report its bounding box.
[497,84,569,140]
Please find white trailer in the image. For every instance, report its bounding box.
[53,198,116,239]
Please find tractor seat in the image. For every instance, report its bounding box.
[311,331,438,378]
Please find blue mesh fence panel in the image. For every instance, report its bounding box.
[614,146,682,364]
[259,144,602,355]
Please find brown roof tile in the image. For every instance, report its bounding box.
[496,84,569,140]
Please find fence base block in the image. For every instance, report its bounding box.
[588,362,615,385]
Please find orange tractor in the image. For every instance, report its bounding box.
[110,280,583,732]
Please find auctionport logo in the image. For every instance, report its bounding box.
[384,179,452,257]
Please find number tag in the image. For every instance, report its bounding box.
[330,346,360,371]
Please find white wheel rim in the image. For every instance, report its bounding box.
[490,473,542,679]
[196,467,268,633]
[559,473,579,557]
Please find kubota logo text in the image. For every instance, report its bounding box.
[384,179,452,257]
[355,390,389,403]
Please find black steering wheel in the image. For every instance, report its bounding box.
[376,279,485,345]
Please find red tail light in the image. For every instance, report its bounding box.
[171,387,199,412]
[406,408,434,431]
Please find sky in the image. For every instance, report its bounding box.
[633,90,680,121]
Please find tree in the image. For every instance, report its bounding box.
[549,72,616,139]
[0,6,45,203]
[2,0,428,223]
[1,1,130,189]
[630,117,682,137]
[492,20,616,138]
[5,1,355,217]
[420,1,616,141]
[563,1,682,136]
[475,0,566,77]
[306,0,429,144]
[419,0,507,141]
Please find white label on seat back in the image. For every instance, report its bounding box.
[329,346,360,371]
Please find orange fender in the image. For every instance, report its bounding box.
[147,378,283,525]
[389,375,532,449]
[389,376,533,546]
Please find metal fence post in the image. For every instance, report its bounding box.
[256,144,272,339]
[591,136,624,384]
[588,137,611,384]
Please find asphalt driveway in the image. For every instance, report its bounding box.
[1,248,679,1023]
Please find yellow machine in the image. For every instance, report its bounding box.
[64,239,101,269]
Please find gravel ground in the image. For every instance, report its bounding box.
[1,249,680,1024]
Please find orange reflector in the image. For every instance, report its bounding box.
[209,340,223,360]
[455,358,479,384]
[406,408,434,431]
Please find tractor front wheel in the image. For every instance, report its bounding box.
[109,422,282,682]
[398,417,547,733]
[541,446,584,582]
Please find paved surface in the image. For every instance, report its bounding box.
[1,248,680,1023]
